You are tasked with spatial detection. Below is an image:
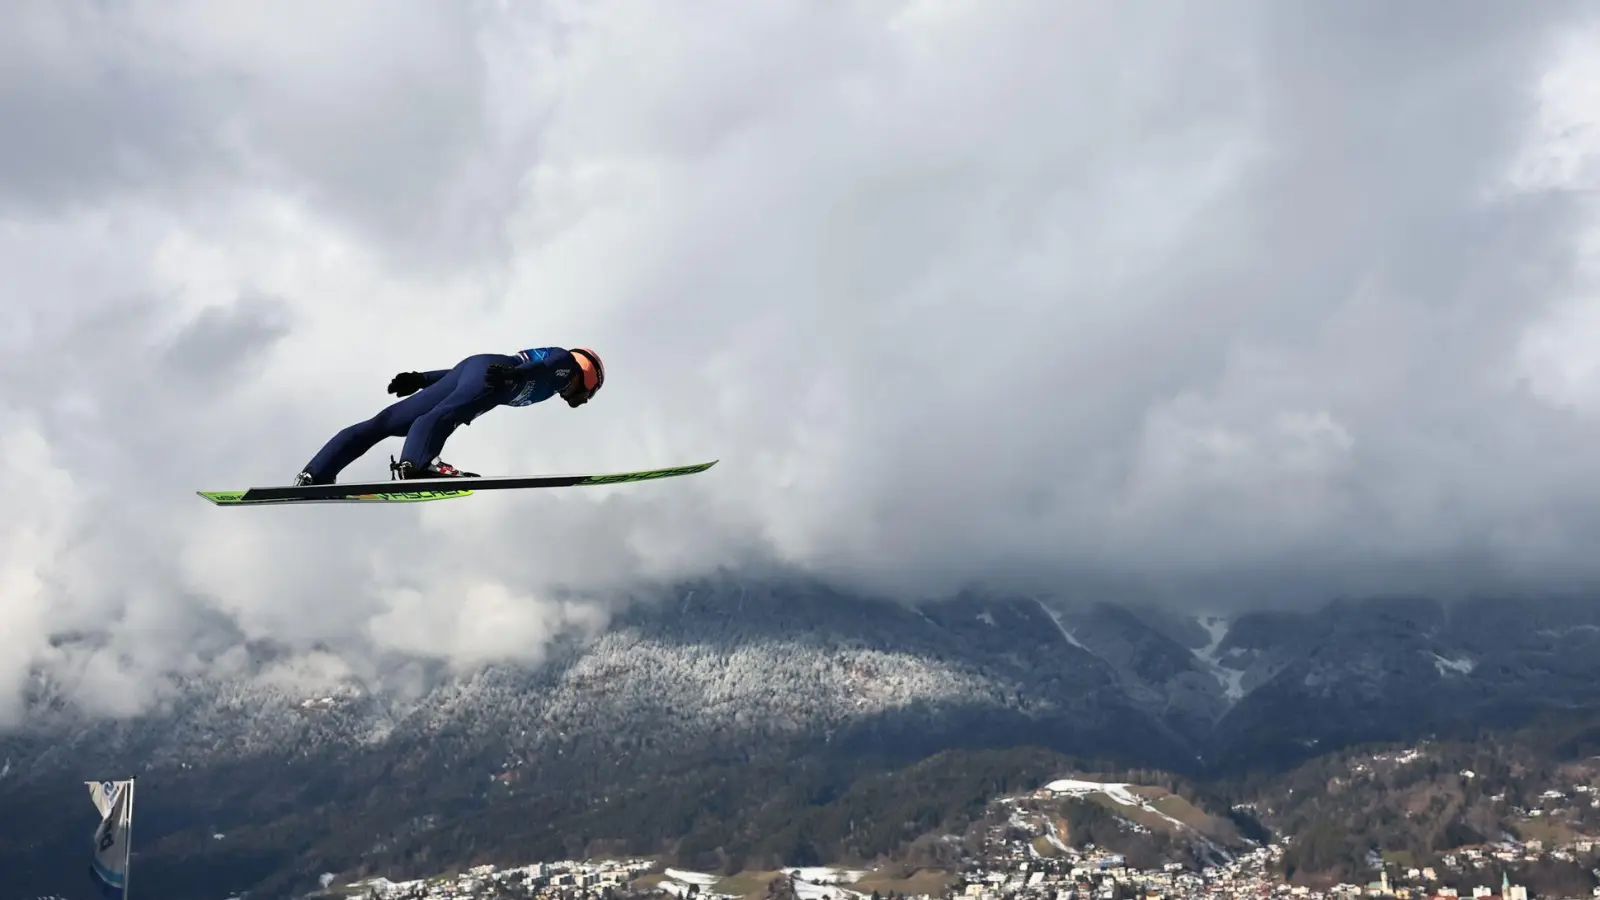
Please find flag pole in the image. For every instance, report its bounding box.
[124,777,136,900]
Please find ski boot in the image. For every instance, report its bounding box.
[389,455,480,480]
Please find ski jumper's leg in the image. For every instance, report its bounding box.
[397,353,516,467]
[300,364,466,482]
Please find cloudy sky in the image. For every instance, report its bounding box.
[5,0,1600,725]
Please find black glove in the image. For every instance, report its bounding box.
[485,363,523,389]
[387,371,429,397]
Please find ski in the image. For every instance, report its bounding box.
[198,460,717,506]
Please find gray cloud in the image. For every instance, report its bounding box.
[4,0,1600,726]
[160,291,292,380]
[1,0,518,270]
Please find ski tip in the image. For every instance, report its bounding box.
[197,490,244,505]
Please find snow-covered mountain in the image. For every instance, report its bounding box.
[6,579,1600,899]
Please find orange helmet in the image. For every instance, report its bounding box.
[570,347,605,396]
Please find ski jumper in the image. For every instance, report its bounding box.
[301,348,580,483]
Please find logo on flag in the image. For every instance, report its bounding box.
[85,777,135,899]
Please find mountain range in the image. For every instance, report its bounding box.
[7,577,1600,899]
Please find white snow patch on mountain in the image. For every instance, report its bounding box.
[1045,825,1073,855]
[1191,616,1246,701]
[792,881,865,900]
[1536,624,1600,638]
[782,868,866,884]
[664,869,721,887]
[1034,599,1088,650]
[1041,779,1188,830]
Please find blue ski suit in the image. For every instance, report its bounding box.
[301,347,580,482]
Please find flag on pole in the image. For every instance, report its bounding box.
[86,778,135,899]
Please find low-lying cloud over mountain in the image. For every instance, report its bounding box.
[6,0,1600,727]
